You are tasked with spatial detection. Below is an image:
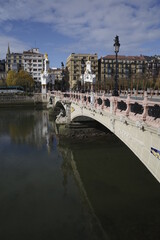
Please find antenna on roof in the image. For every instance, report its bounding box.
[35,40,36,48]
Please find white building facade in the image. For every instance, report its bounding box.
[23,48,44,82]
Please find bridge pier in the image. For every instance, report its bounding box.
[55,101,71,125]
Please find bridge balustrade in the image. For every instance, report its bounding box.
[148,105,160,119]
[104,98,110,108]
[97,97,102,105]
[52,91,160,128]
[52,90,160,182]
[117,101,127,112]
[130,102,144,115]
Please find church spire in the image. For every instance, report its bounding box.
[7,43,10,55]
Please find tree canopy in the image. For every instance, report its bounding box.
[6,70,34,91]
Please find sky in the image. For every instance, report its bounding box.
[0,0,160,68]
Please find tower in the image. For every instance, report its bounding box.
[7,43,10,55]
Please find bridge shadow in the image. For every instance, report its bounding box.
[58,133,160,240]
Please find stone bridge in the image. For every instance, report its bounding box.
[52,91,160,182]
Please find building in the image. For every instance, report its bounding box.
[66,53,98,89]
[0,59,5,73]
[0,59,6,82]
[5,44,23,72]
[98,55,154,91]
[50,68,63,82]
[23,48,44,83]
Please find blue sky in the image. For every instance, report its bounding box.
[0,0,160,68]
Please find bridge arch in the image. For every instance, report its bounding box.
[53,92,160,182]
[70,103,160,182]
[53,101,66,120]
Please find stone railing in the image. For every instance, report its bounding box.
[52,91,160,129]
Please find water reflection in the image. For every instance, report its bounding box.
[63,136,160,240]
[0,109,106,240]
[58,145,108,239]
[1,109,160,240]
[0,110,56,150]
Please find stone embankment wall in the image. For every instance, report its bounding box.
[0,94,48,109]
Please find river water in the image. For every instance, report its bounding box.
[0,109,160,240]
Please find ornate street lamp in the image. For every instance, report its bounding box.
[81,58,85,73]
[112,35,120,96]
[61,62,65,91]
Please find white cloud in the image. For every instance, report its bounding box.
[0,35,30,59]
[0,0,160,58]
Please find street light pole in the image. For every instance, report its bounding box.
[61,62,64,91]
[112,35,120,96]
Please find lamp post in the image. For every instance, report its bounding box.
[61,62,65,91]
[112,35,120,96]
[55,76,59,90]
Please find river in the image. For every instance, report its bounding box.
[0,109,160,240]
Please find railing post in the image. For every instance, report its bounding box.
[86,92,89,106]
[94,93,98,108]
[81,93,84,105]
[125,93,131,116]
[101,92,105,109]
[77,92,80,102]
[142,91,148,121]
[110,96,117,114]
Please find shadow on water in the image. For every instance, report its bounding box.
[59,145,109,240]
[59,134,160,240]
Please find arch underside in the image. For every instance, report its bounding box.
[71,107,160,182]
[54,101,66,118]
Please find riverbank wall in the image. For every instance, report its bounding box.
[0,93,48,109]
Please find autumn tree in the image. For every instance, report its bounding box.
[6,70,17,86]
[6,70,34,91]
[16,70,34,91]
[0,78,6,86]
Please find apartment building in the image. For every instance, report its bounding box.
[0,59,6,81]
[98,54,160,90]
[23,48,44,82]
[66,53,98,89]
[50,68,63,81]
[99,55,147,79]
[6,44,23,72]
